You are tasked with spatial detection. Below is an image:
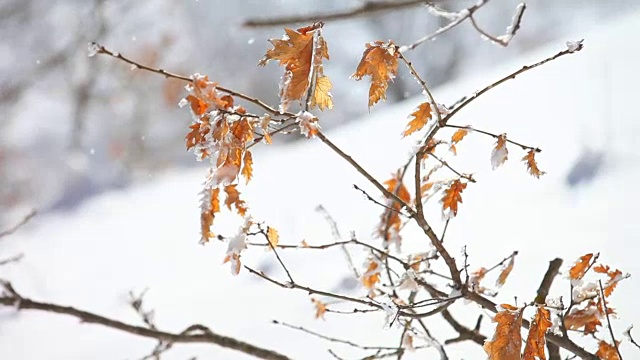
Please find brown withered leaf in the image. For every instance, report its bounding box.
[522,150,545,178]
[362,260,381,290]
[260,28,314,110]
[484,304,524,360]
[596,340,621,360]
[403,102,432,137]
[523,306,552,360]
[200,187,220,243]
[564,305,601,334]
[242,151,253,184]
[449,128,469,155]
[441,179,467,217]
[569,253,595,280]
[594,264,625,297]
[224,184,248,216]
[491,134,509,170]
[311,297,327,320]
[352,41,398,107]
[496,255,516,288]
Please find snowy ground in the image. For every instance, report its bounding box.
[1,9,640,360]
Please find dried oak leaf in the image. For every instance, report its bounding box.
[259,28,315,110]
[362,259,381,290]
[523,306,552,360]
[377,175,410,243]
[484,304,524,360]
[491,134,509,170]
[594,264,625,297]
[596,340,621,360]
[449,128,469,155]
[352,41,398,107]
[224,184,248,216]
[564,304,601,334]
[311,75,333,110]
[569,253,595,280]
[200,187,220,243]
[403,102,432,137]
[441,179,467,217]
[267,226,280,249]
[496,255,516,288]
[242,150,253,184]
[311,297,327,320]
[522,150,545,178]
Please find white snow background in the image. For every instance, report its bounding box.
[1,9,640,360]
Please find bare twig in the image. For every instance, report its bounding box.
[624,326,640,350]
[446,124,541,152]
[468,3,526,47]
[258,224,295,283]
[427,153,475,183]
[353,184,409,216]
[0,253,24,266]
[599,280,623,360]
[243,0,433,27]
[443,312,486,345]
[0,283,291,360]
[0,209,36,239]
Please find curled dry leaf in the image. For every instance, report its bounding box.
[491,134,509,170]
[484,304,524,360]
[496,255,516,288]
[311,75,333,110]
[523,306,552,360]
[376,174,410,247]
[352,41,398,107]
[403,102,432,137]
[564,303,601,334]
[441,179,467,218]
[242,150,253,184]
[200,187,220,243]
[569,253,595,280]
[362,258,381,291]
[311,297,327,320]
[224,185,248,216]
[594,264,626,297]
[522,149,545,178]
[449,128,469,155]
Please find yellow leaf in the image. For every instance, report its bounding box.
[311,297,327,319]
[496,255,516,287]
[403,102,432,137]
[267,226,279,249]
[311,75,333,110]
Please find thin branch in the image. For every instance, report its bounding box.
[0,283,291,360]
[353,184,409,216]
[599,280,623,360]
[427,153,476,182]
[0,209,36,239]
[92,43,286,117]
[243,0,434,27]
[0,253,24,266]
[443,312,486,345]
[400,0,491,52]
[258,224,294,283]
[468,3,526,47]
[396,49,442,126]
[446,124,541,152]
[624,326,640,351]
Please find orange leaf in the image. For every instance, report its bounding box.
[596,341,621,360]
[484,305,524,360]
[403,102,432,137]
[491,134,509,170]
[260,27,315,111]
[449,128,469,154]
[301,239,309,248]
[523,306,552,360]
[224,184,248,216]
[186,94,208,116]
[496,255,516,288]
[200,187,220,243]
[441,179,467,217]
[569,253,594,280]
[564,305,601,334]
[242,151,253,184]
[352,41,398,107]
[311,298,327,320]
[594,264,625,297]
[362,260,381,290]
[267,226,280,249]
[522,150,545,178]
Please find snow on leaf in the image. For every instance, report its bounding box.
[185,94,208,116]
[596,340,621,360]
[496,255,516,288]
[311,297,327,320]
[522,150,545,178]
[523,306,552,360]
[441,179,467,218]
[362,258,381,292]
[594,264,627,297]
[260,27,315,111]
[267,226,280,249]
[403,102,432,137]
[311,75,333,110]
[564,304,601,334]
[569,253,595,280]
[484,304,524,360]
[352,41,398,107]
[200,187,220,244]
[402,333,415,352]
[297,111,321,138]
[491,134,509,170]
[242,150,253,184]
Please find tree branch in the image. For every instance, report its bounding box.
[243,0,434,28]
[0,283,291,360]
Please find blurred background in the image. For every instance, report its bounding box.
[1,0,638,227]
